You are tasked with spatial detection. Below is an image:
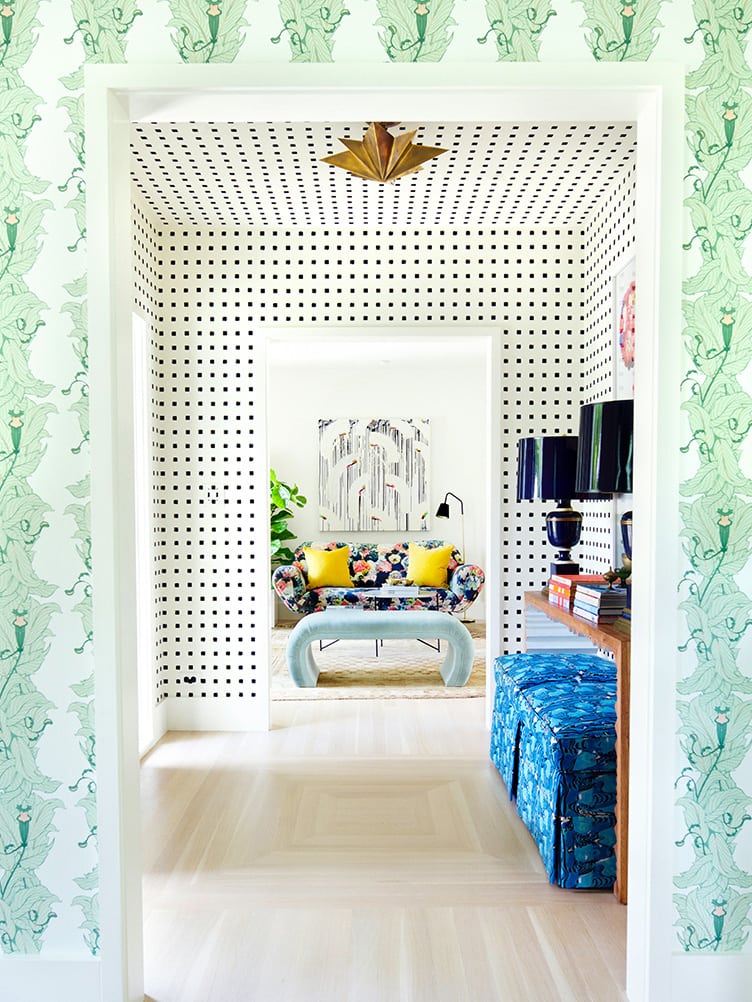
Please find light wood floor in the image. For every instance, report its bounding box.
[141,698,627,1002]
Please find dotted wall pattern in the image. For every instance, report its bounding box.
[147,226,589,682]
[159,232,259,701]
[578,166,636,570]
[132,174,636,691]
[130,121,636,231]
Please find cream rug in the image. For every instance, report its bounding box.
[271,620,486,700]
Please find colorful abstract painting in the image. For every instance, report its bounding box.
[318,418,430,532]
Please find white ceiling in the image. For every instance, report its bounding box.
[130,120,636,230]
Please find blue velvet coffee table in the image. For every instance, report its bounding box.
[286,609,474,687]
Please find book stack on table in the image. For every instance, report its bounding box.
[548,574,609,610]
[572,583,628,624]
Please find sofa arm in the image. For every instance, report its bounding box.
[449,563,485,606]
[272,564,309,613]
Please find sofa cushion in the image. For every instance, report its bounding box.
[274,541,481,616]
[296,540,461,587]
[303,545,353,589]
[408,542,454,586]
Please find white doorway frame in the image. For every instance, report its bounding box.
[130,309,164,757]
[86,63,684,1002]
[260,323,501,708]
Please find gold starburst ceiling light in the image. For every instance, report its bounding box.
[320,121,447,183]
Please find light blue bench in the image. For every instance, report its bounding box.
[286,609,474,687]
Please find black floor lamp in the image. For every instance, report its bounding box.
[435,491,465,561]
[435,491,472,621]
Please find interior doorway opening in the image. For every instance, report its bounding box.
[87,64,683,1002]
[262,327,499,710]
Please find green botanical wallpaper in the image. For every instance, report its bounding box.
[675,0,752,953]
[375,0,456,61]
[0,0,747,976]
[271,0,350,60]
[165,0,249,62]
[478,0,555,59]
[57,0,143,957]
[0,0,62,953]
[580,0,666,60]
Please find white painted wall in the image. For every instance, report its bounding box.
[268,338,487,618]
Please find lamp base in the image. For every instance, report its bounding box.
[550,558,580,577]
[545,503,582,580]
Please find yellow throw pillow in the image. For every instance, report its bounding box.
[304,546,353,589]
[408,543,454,587]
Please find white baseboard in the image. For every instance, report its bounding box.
[671,952,752,1002]
[166,695,266,731]
[0,958,101,1002]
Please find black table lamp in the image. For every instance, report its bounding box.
[575,398,634,556]
[516,436,583,576]
[575,399,633,495]
[576,398,634,616]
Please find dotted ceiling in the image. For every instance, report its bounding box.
[130,121,636,229]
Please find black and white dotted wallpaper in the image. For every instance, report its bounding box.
[130,121,636,231]
[579,166,636,567]
[131,160,635,708]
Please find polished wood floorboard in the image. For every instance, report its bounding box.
[141,699,627,1002]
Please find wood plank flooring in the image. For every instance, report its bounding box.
[141,698,627,1002]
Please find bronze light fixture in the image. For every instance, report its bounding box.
[320,121,447,183]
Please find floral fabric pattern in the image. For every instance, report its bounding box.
[490,652,618,889]
[272,540,484,614]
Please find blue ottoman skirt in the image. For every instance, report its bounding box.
[490,652,618,890]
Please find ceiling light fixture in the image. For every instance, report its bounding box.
[320,121,447,183]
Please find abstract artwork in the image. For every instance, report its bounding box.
[613,256,636,399]
[318,418,430,531]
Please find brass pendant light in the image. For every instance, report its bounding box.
[320,121,447,183]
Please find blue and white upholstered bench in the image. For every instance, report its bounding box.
[490,651,618,890]
[286,609,474,688]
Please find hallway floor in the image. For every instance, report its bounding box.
[140,698,627,1002]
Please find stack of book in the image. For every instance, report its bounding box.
[548,573,608,610]
[572,583,627,624]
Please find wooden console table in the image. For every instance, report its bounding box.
[524,590,630,904]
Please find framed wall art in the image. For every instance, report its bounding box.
[318,417,430,532]
[614,255,636,399]
[612,255,636,569]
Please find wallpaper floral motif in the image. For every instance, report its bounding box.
[58,0,143,956]
[0,0,62,954]
[580,0,666,61]
[272,0,350,60]
[165,0,249,62]
[375,0,456,61]
[478,0,555,59]
[0,0,747,978]
[675,0,752,953]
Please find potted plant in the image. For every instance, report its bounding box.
[270,467,307,570]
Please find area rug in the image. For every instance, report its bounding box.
[271,621,486,700]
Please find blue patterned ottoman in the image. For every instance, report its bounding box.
[490,652,618,889]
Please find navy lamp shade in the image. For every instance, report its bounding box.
[576,398,634,620]
[575,399,634,496]
[516,436,583,576]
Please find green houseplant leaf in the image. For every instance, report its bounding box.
[270,467,306,569]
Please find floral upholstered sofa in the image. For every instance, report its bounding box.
[272,540,485,616]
